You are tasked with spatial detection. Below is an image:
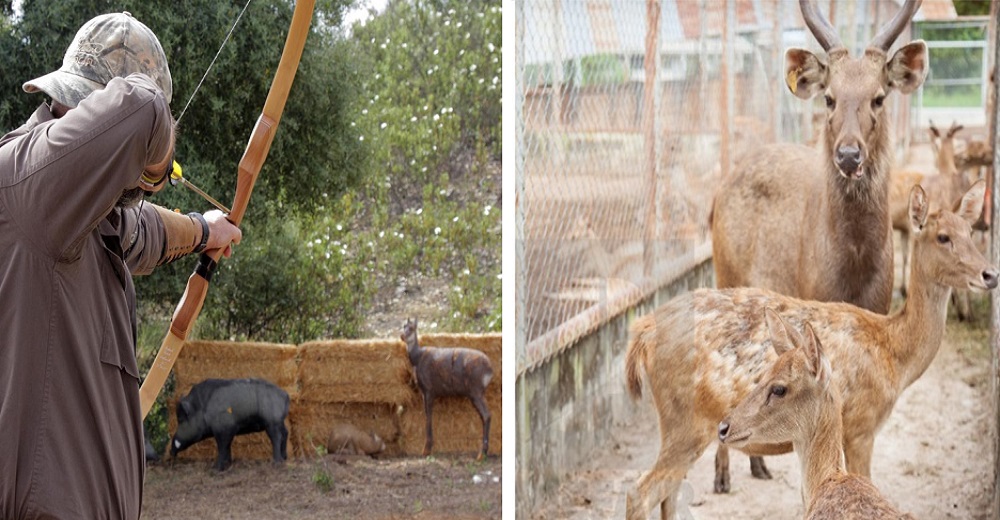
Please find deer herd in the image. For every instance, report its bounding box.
[622,0,998,518]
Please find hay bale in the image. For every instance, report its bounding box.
[166,333,503,461]
[174,340,298,397]
[169,341,298,462]
[297,340,414,405]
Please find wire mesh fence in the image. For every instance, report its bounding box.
[515,0,919,376]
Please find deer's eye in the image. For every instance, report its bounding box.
[770,385,787,397]
[937,234,951,244]
[824,95,835,109]
[872,95,885,109]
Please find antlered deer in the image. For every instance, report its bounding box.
[709,0,927,493]
[719,311,914,519]
[625,182,996,520]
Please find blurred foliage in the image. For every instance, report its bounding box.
[952,0,990,16]
[343,0,502,332]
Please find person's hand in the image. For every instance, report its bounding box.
[203,209,242,258]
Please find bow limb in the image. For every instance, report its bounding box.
[139,0,316,419]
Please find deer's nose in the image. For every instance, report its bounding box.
[718,421,730,441]
[835,145,862,174]
[983,268,998,289]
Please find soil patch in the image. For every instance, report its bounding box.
[142,454,502,519]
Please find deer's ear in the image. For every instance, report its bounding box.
[948,122,964,138]
[908,185,929,232]
[957,180,987,225]
[803,323,830,389]
[886,40,928,94]
[764,308,794,356]
[785,48,827,100]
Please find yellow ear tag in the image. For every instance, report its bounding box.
[786,68,801,94]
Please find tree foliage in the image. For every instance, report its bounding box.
[1,0,367,218]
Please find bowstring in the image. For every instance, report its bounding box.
[174,0,253,126]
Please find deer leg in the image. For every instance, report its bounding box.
[627,429,711,520]
[423,393,434,456]
[843,433,875,478]
[749,456,772,480]
[713,445,731,493]
[470,393,491,460]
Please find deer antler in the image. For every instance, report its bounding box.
[870,0,922,52]
[799,0,843,52]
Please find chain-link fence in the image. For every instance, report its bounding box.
[515,0,918,377]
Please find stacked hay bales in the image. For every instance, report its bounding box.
[294,339,414,457]
[167,333,501,462]
[168,340,297,462]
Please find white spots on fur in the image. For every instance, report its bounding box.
[174,439,181,449]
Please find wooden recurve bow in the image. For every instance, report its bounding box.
[139,0,316,418]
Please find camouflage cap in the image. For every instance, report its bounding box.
[23,12,172,108]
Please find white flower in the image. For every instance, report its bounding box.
[415,208,423,215]
[379,231,385,238]
[484,205,492,215]
[380,122,387,129]
[434,227,441,235]
[359,135,364,141]
[453,216,459,222]
[336,224,343,231]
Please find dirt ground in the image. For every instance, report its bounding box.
[141,453,502,519]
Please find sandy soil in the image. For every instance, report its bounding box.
[141,453,502,519]
[530,315,994,519]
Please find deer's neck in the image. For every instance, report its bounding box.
[798,390,847,507]
[819,152,893,312]
[406,337,424,366]
[888,249,951,388]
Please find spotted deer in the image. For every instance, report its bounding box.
[400,318,493,460]
[890,120,966,297]
[709,0,927,493]
[719,310,915,519]
[625,182,996,520]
